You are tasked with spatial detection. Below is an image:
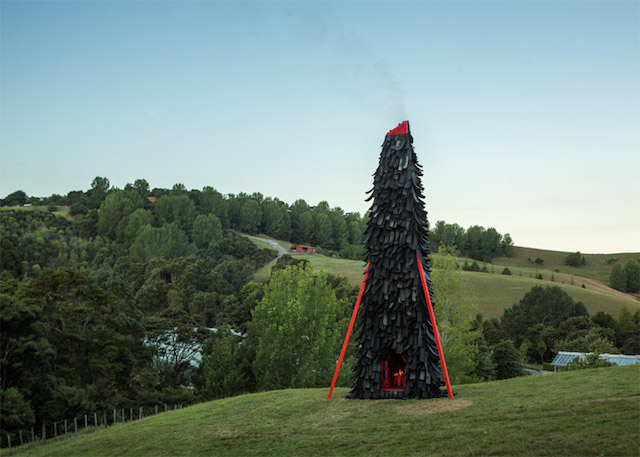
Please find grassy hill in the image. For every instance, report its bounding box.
[494,246,640,286]
[245,235,640,319]
[13,365,640,456]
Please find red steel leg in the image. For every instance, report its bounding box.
[416,252,453,399]
[327,261,370,400]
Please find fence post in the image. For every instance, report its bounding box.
[7,434,11,456]
[64,419,68,439]
[174,404,177,410]
[54,421,57,441]
[113,408,117,425]
[85,414,88,431]
[42,423,46,443]
[164,404,167,413]
[129,408,133,421]
[139,407,143,419]
[122,408,125,423]
[155,405,158,415]
[20,430,24,449]
[103,411,107,428]
[74,417,78,436]
[31,427,34,444]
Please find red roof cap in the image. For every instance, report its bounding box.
[386,121,409,136]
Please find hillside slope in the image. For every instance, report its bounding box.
[15,365,640,457]
[245,235,640,318]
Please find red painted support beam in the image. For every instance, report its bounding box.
[327,261,370,400]
[416,252,454,399]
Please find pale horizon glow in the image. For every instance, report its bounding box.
[1,1,638,253]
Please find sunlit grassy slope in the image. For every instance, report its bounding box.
[15,365,640,457]
[495,246,640,285]
[246,235,639,319]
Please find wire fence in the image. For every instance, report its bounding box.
[1,403,186,456]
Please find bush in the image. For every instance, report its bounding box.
[537,274,543,280]
[565,251,586,267]
[566,353,613,370]
[501,267,512,275]
[492,340,522,380]
[69,202,88,215]
[542,362,555,371]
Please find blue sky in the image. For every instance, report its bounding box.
[1,1,638,253]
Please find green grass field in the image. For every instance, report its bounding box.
[461,271,639,318]
[494,247,640,285]
[246,235,639,319]
[12,365,639,457]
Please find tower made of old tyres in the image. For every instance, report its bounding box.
[348,121,445,399]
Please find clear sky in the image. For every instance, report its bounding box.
[1,1,638,253]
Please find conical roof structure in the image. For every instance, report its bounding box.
[348,121,445,399]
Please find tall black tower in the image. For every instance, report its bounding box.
[348,121,445,399]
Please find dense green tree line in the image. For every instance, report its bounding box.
[2,178,368,260]
[609,260,640,293]
[430,221,514,261]
[0,178,368,444]
[481,285,640,368]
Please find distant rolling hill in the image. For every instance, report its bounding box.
[244,235,640,319]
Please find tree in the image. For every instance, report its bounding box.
[130,223,191,261]
[290,199,311,243]
[200,187,229,228]
[492,340,522,380]
[610,263,627,292]
[500,233,514,257]
[261,199,291,240]
[0,388,36,437]
[328,208,348,251]
[124,208,154,244]
[312,212,332,248]
[200,326,247,399]
[239,199,262,235]
[501,286,583,343]
[97,189,145,241]
[565,251,586,267]
[534,257,544,267]
[69,202,88,216]
[624,260,640,293]
[87,176,110,209]
[16,268,140,420]
[251,265,342,390]
[432,246,478,383]
[192,214,223,249]
[617,307,637,333]
[554,327,618,354]
[592,311,617,330]
[154,194,195,231]
[2,190,27,207]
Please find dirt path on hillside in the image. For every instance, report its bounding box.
[579,277,640,302]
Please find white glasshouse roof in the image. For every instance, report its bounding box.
[551,351,640,367]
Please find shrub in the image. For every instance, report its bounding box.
[492,340,522,380]
[542,362,555,371]
[501,267,512,275]
[69,202,88,215]
[565,251,586,267]
[566,353,613,370]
